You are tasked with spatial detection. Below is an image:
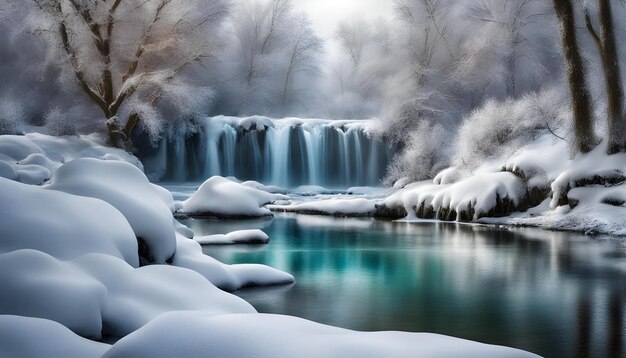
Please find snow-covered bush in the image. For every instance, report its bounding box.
[0,97,24,135]
[44,106,77,136]
[453,87,570,171]
[383,121,449,185]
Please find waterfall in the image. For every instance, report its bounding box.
[151,116,397,187]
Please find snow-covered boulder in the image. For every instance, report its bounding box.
[103,312,539,358]
[180,176,288,218]
[0,315,110,358]
[381,172,527,221]
[195,229,270,245]
[549,141,626,208]
[173,235,294,291]
[46,159,176,264]
[0,177,138,266]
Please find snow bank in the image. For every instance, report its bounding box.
[173,235,294,291]
[269,198,378,217]
[104,312,539,358]
[46,159,176,264]
[0,249,255,339]
[481,142,626,235]
[0,133,141,185]
[0,315,110,358]
[181,176,288,218]
[72,252,256,337]
[382,172,526,221]
[0,177,138,266]
[195,229,270,245]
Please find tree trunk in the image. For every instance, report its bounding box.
[106,116,124,148]
[553,0,596,153]
[597,0,625,154]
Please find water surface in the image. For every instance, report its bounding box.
[180,214,626,358]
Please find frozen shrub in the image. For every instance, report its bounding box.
[45,107,78,136]
[0,97,24,135]
[453,87,570,171]
[384,121,449,185]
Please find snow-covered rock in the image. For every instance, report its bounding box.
[46,159,176,264]
[173,235,294,291]
[0,249,255,339]
[381,172,527,221]
[0,315,110,358]
[195,229,270,245]
[180,176,288,218]
[0,177,138,266]
[270,198,378,217]
[103,312,539,358]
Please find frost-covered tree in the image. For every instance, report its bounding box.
[0,96,25,135]
[467,0,549,97]
[27,0,229,149]
[218,0,322,115]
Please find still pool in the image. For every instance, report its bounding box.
[179,214,626,358]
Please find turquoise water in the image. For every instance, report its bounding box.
[180,214,626,358]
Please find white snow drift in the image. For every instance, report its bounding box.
[181,176,288,218]
[195,229,270,245]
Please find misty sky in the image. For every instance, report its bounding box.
[293,0,394,39]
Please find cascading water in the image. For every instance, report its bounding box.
[150,116,397,187]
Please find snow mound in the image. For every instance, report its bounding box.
[270,198,378,217]
[0,249,255,339]
[382,172,526,221]
[0,133,142,185]
[241,180,288,194]
[0,177,138,266]
[103,312,539,358]
[196,229,270,245]
[46,159,176,264]
[0,315,110,358]
[173,235,294,291]
[181,176,288,218]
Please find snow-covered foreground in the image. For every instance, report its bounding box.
[0,133,539,357]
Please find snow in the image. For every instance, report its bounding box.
[0,177,139,266]
[270,198,378,217]
[195,229,270,245]
[0,315,110,358]
[181,176,288,218]
[46,159,176,264]
[293,185,339,196]
[0,249,256,339]
[241,180,288,194]
[480,143,626,236]
[103,312,539,358]
[173,234,294,291]
[0,133,142,185]
[384,172,526,221]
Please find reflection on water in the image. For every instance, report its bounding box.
[180,214,626,358]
